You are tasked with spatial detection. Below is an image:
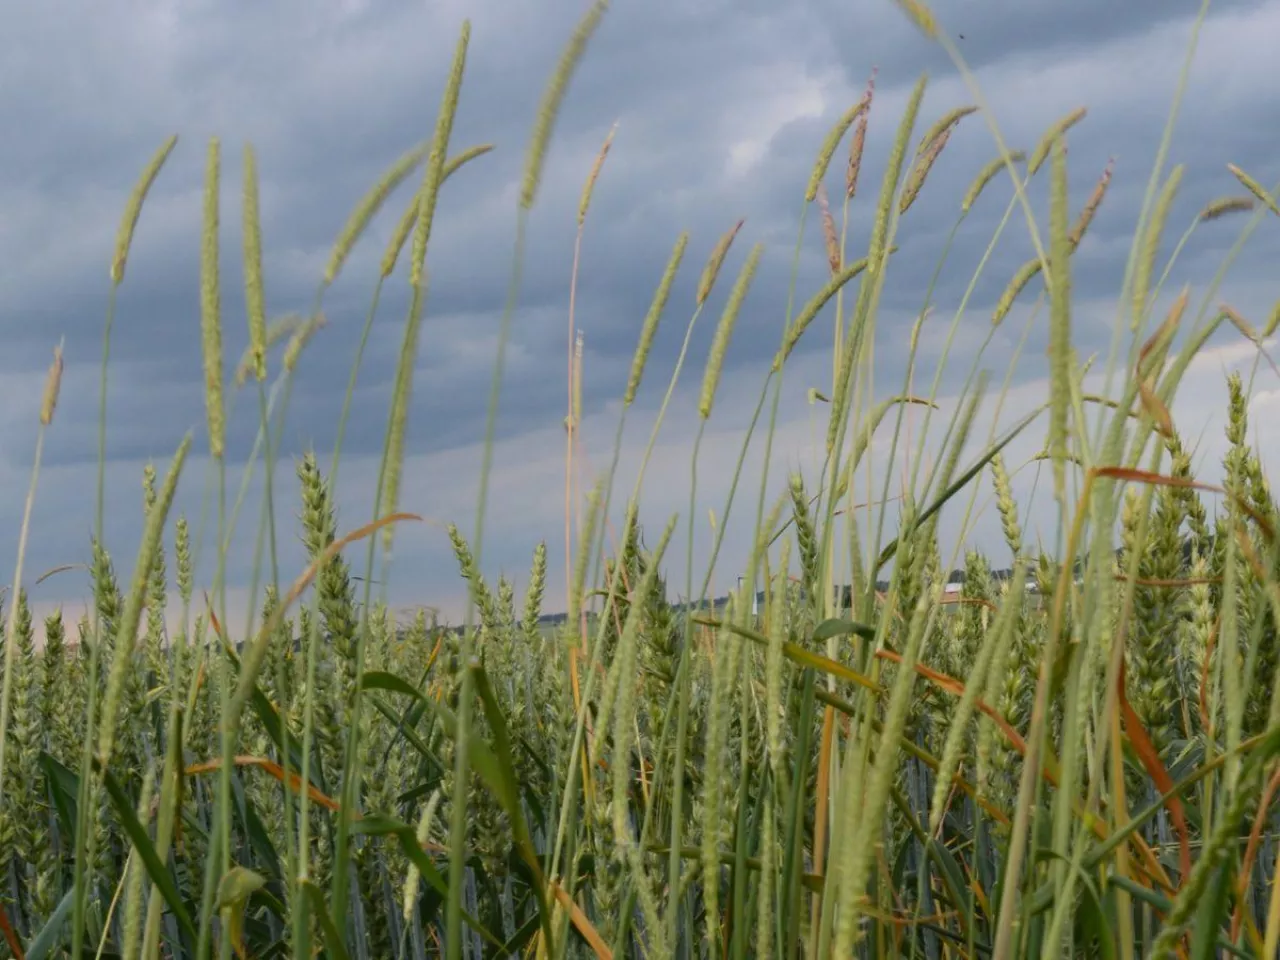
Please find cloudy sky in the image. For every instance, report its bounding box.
[2,0,1278,640]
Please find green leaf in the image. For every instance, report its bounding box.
[24,886,74,960]
[368,695,449,777]
[811,617,877,643]
[93,758,197,941]
[236,785,283,882]
[1188,856,1234,960]
[361,670,506,801]
[217,866,267,909]
[37,751,80,842]
[218,866,267,959]
[471,662,556,952]
[299,880,350,960]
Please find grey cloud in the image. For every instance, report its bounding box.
[3,0,1278,619]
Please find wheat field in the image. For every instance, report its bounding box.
[1,0,1279,957]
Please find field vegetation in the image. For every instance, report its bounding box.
[2,0,1280,957]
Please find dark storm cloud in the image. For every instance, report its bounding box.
[1,0,1278,623]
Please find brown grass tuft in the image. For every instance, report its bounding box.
[40,340,64,427]
[1198,195,1256,222]
[579,121,619,226]
[845,68,876,200]
[817,183,841,274]
[1069,156,1114,250]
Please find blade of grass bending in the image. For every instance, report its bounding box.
[471,664,557,952]
[23,888,75,960]
[299,881,351,960]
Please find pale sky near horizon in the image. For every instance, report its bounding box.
[1,0,1278,640]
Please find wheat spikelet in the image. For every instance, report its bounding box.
[916,105,976,156]
[1227,162,1280,217]
[578,121,618,226]
[522,0,609,211]
[961,150,1025,213]
[990,452,1022,557]
[1069,156,1114,250]
[402,789,443,921]
[806,99,869,203]
[776,255,872,368]
[1047,137,1072,492]
[241,143,267,383]
[1221,303,1257,341]
[111,135,178,285]
[845,69,876,199]
[1028,106,1087,176]
[765,537,791,778]
[991,257,1043,327]
[40,340,64,427]
[893,0,939,38]
[382,285,426,548]
[817,183,841,274]
[410,21,471,289]
[625,232,688,406]
[755,790,776,960]
[929,564,1024,833]
[697,218,745,307]
[199,138,226,459]
[1263,297,1280,339]
[1132,165,1184,329]
[699,242,762,419]
[381,188,424,281]
[566,479,604,631]
[97,433,191,766]
[899,128,952,214]
[234,312,304,386]
[700,600,743,955]
[866,74,926,278]
[379,144,494,281]
[1199,195,1256,222]
[325,141,430,287]
[283,312,327,372]
[608,515,676,841]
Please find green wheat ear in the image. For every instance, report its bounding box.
[624,231,688,407]
[199,138,225,460]
[521,0,609,211]
[241,143,267,383]
[409,19,470,289]
[699,242,762,419]
[111,135,179,285]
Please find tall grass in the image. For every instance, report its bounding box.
[2,0,1280,957]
